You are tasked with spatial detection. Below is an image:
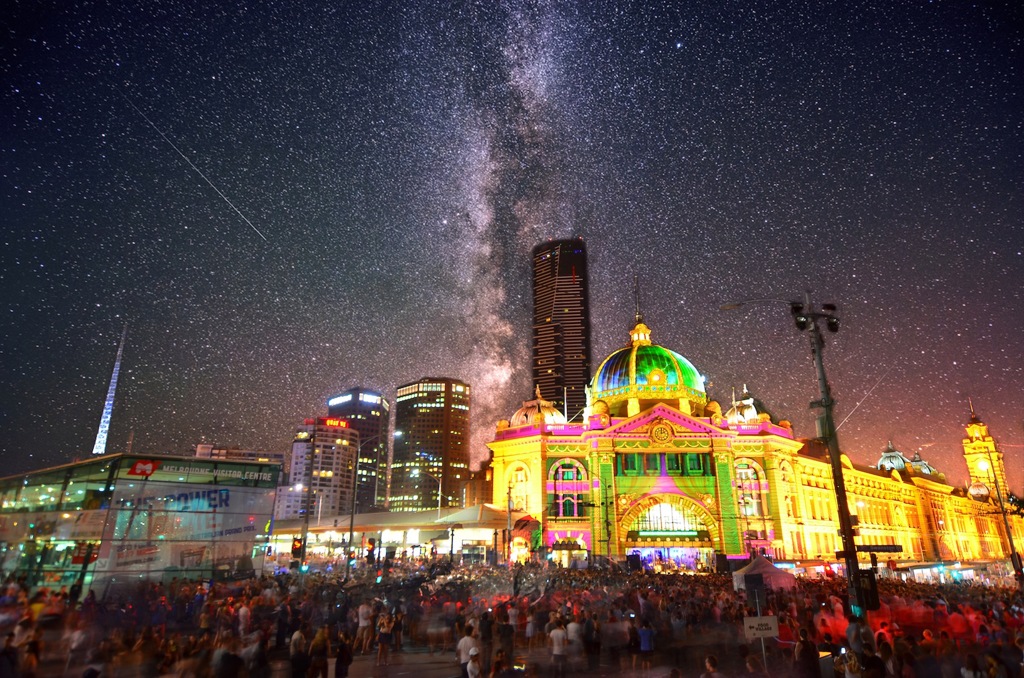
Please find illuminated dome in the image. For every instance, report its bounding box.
[908,450,937,475]
[877,441,911,472]
[590,319,707,417]
[725,385,772,425]
[510,385,567,427]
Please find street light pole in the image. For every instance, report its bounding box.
[507,478,513,566]
[980,453,1024,582]
[345,432,382,578]
[299,424,318,565]
[449,523,463,564]
[723,291,867,614]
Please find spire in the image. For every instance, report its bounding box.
[91,325,127,456]
[967,395,982,423]
[633,275,643,325]
[627,275,652,346]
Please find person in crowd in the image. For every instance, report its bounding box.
[457,624,480,678]
[549,617,568,678]
[700,654,728,678]
[795,626,824,678]
[376,611,395,667]
[335,629,354,678]
[745,654,771,677]
[308,625,332,677]
[467,646,482,678]
[638,618,656,675]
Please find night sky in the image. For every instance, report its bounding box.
[3,1,1022,492]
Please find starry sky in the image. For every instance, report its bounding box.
[3,1,1022,492]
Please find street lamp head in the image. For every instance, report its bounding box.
[790,303,812,331]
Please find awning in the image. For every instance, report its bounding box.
[417,531,449,543]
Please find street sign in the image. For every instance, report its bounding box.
[855,544,903,553]
[744,615,779,640]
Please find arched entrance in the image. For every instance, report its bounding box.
[618,494,720,572]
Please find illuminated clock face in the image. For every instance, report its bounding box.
[650,424,672,444]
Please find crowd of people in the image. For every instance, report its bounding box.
[0,560,1021,677]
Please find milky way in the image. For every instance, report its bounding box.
[2,1,1022,492]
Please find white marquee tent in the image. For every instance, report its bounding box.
[732,554,798,591]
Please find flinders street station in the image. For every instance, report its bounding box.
[487,315,1024,581]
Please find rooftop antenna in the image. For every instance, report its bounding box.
[91,325,127,456]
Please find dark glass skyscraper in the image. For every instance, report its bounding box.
[390,378,470,512]
[532,238,592,421]
[326,387,391,511]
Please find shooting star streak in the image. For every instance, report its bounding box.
[119,90,268,242]
[836,365,893,431]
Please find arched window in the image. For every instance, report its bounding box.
[630,502,706,533]
[548,459,588,518]
[508,464,529,512]
[779,461,794,484]
[735,460,767,518]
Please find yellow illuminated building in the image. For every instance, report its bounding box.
[488,316,1024,577]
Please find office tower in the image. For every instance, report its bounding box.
[390,378,470,512]
[326,388,391,510]
[274,417,358,521]
[532,238,592,421]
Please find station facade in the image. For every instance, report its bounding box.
[488,318,1024,579]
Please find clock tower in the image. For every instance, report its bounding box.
[962,403,1009,503]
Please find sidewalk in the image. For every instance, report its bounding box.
[270,646,464,678]
[269,643,695,678]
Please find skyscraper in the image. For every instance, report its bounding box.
[390,378,470,512]
[275,417,358,522]
[326,388,391,510]
[532,238,592,420]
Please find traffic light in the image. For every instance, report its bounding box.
[870,553,878,571]
[291,537,304,559]
[858,569,881,611]
[366,538,376,565]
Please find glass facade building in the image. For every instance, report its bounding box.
[391,378,470,512]
[532,239,592,421]
[326,388,392,510]
[0,454,279,597]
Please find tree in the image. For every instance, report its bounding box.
[1007,492,1024,518]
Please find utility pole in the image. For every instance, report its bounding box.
[982,448,1024,586]
[299,423,317,566]
[507,479,513,566]
[722,292,867,615]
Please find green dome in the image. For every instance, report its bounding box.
[590,321,707,415]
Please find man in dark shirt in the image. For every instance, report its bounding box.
[817,632,841,658]
[860,645,886,678]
